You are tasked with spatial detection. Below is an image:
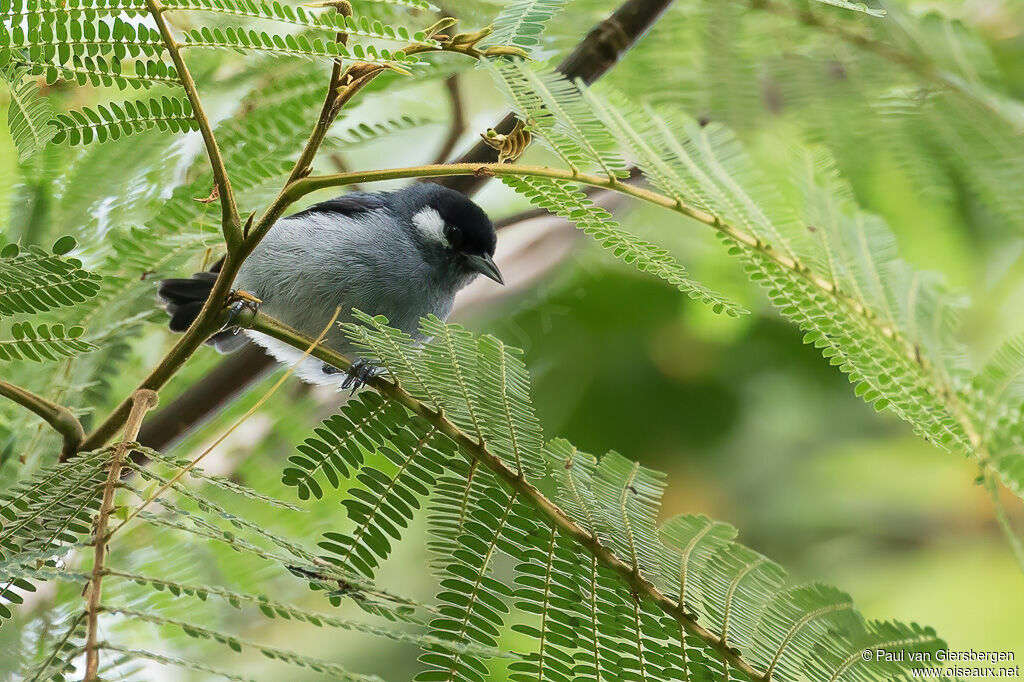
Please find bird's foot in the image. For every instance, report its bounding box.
[339,358,379,395]
[221,290,262,330]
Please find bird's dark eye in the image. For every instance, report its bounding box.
[444,224,461,249]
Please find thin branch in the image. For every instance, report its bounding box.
[83,389,158,682]
[147,0,243,248]
[131,0,669,460]
[0,379,84,461]
[984,471,1024,572]
[238,310,767,682]
[748,0,1024,132]
[279,162,909,358]
[438,0,676,195]
[281,0,353,187]
[431,75,466,164]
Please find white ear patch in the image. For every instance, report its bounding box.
[412,207,447,245]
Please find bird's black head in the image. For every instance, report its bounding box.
[394,183,503,286]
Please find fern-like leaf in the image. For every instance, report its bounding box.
[163,1,441,48]
[309,315,948,682]
[318,423,452,577]
[0,62,55,160]
[0,322,96,362]
[486,59,628,178]
[181,26,419,67]
[502,175,746,316]
[480,0,569,50]
[0,239,102,317]
[50,96,199,145]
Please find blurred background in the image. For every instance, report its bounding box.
[2,0,1023,678]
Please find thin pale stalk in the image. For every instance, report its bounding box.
[985,472,1024,572]
[147,0,242,248]
[83,389,158,682]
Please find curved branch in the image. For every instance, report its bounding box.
[0,379,85,461]
[280,162,910,357]
[239,309,767,682]
[431,75,466,164]
[147,0,243,248]
[128,0,672,460]
[438,0,676,194]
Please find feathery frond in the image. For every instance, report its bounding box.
[0,239,101,318]
[50,96,199,146]
[162,1,442,49]
[276,313,949,682]
[0,63,55,160]
[486,59,628,179]
[480,0,569,50]
[502,175,746,316]
[180,26,419,67]
[0,322,96,362]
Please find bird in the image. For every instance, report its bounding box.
[157,183,503,389]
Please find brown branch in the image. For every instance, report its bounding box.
[431,75,467,164]
[0,379,85,462]
[436,0,676,195]
[83,389,158,682]
[147,0,242,249]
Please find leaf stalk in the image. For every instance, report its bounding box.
[239,310,768,681]
[83,389,158,682]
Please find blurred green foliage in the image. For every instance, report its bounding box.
[2,0,1024,677]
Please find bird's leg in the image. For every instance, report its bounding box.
[221,290,263,330]
[339,358,380,395]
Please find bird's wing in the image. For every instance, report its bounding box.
[286,192,388,220]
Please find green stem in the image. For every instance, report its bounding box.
[146,0,243,249]
[239,309,768,681]
[281,162,910,354]
[0,379,84,461]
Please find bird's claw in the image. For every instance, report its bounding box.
[337,358,379,395]
[222,290,262,330]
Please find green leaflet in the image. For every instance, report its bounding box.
[486,59,630,179]
[0,62,55,160]
[0,322,96,362]
[480,0,570,51]
[0,239,101,317]
[486,59,1004,488]
[501,175,747,316]
[282,313,947,681]
[162,0,442,49]
[181,26,419,66]
[0,16,166,65]
[328,114,439,147]
[50,96,199,146]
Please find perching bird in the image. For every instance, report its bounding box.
[158,183,503,388]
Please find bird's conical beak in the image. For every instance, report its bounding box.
[466,253,504,285]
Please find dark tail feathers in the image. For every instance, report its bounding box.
[158,269,247,353]
[158,271,218,332]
